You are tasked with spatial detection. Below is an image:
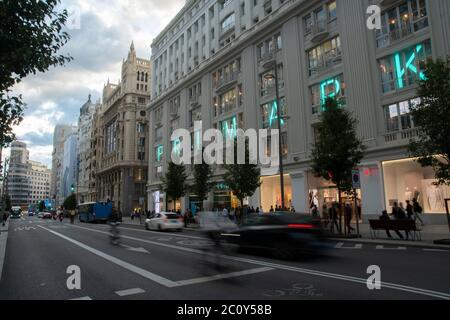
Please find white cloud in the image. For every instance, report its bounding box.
[9,0,185,168]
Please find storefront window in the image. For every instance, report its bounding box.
[260,175,292,212]
[382,158,450,214]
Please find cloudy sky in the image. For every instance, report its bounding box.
[6,0,184,167]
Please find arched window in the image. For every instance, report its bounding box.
[141,72,145,81]
[137,71,140,81]
[145,73,148,82]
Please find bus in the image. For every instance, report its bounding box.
[78,202,113,223]
[10,206,22,219]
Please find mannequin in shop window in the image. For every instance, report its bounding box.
[426,183,444,212]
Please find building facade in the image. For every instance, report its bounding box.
[96,43,151,216]
[147,0,450,223]
[77,95,100,204]
[61,132,78,204]
[7,141,30,208]
[51,124,77,206]
[27,160,51,207]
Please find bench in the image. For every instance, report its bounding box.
[369,219,421,241]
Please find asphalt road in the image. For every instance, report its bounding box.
[0,216,449,300]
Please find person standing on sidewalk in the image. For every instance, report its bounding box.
[405,200,414,220]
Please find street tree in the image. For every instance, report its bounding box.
[0,0,72,152]
[311,98,365,232]
[162,162,187,209]
[192,160,213,211]
[63,194,77,211]
[408,57,450,186]
[38,200,46,213]
[223,138,261,208]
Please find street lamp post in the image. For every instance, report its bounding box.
[264,60,286,211]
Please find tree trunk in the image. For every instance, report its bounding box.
[337,186,343,235]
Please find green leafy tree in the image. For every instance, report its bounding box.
[408,57,450,186]
[38,200,45,212]
[311,98,365,230]
[162,162,187,208]
[223,138,261,207]
[0,0,72,150]
[192,160,213,211]
[63,194,77,211]
[4,194,11,212]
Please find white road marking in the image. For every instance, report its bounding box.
[115,288,146,297]
[70,296,92,300]
[175,267,273,287]
[423,249,449,252]
[119,244,150,254]
[335,242,363,249]
[376,245,407,251]
[38,225,178,288]
[65,224,450,299]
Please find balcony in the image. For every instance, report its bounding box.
[383,128,420,143]
[309,50,342,76]
[215,71,239,92]
[376,24,415,49]
[310,20,329,43]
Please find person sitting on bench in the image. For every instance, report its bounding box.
[380,210,404,239]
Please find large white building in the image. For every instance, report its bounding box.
[51,124,77,206]
[147,0,450,223]
[27,160,51,206]
[77,95,100,204]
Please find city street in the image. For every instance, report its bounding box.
[1,216,449,300]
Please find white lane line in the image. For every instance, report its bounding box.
[70,296,92,300]
[423,249,449,252]
[376,245,407,251]
[82,224,206,240]
[67,224,450,300]
[335,242,363,249]
[38,226,178,288]
[175,267,273,287]
[115,288,146,297]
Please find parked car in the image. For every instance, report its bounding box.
[145,212,183,231]
[213,212,326,259]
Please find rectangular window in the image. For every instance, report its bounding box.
[378,40,432,93]
[384,98,419,132]
[309,74,346,114]
[221,13,235,33]
[307,36,341,76]
[261,97,287,129]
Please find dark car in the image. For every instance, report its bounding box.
[219,212,326,259]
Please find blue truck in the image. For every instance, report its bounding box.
[78,202,113,223]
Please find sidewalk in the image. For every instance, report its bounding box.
[0,219,10,281]
[328,222,450,250]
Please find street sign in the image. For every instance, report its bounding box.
[352,170,361,189]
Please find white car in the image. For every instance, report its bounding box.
[145,212,183,231]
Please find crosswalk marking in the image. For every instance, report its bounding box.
[115,288,146,296]
[335,242,362,249]
[70,296,92,300]
[376,245,407,251]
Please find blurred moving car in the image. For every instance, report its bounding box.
[37,211,52,219]
[218,212,326,259]
[145,212,183,231]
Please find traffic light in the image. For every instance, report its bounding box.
[71,184,75,193]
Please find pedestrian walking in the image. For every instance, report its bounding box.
[405,200,414,220]
[412,198,424,226]
[344,203,354,234]
[329,203,339,234]
[69,209,75,224]
[2,211,7,227]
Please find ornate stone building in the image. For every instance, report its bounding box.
[96,43,151,216]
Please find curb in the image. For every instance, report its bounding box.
[329,237,450,251]
[0,220,10,281]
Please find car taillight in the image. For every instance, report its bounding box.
[288,223,314,229]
